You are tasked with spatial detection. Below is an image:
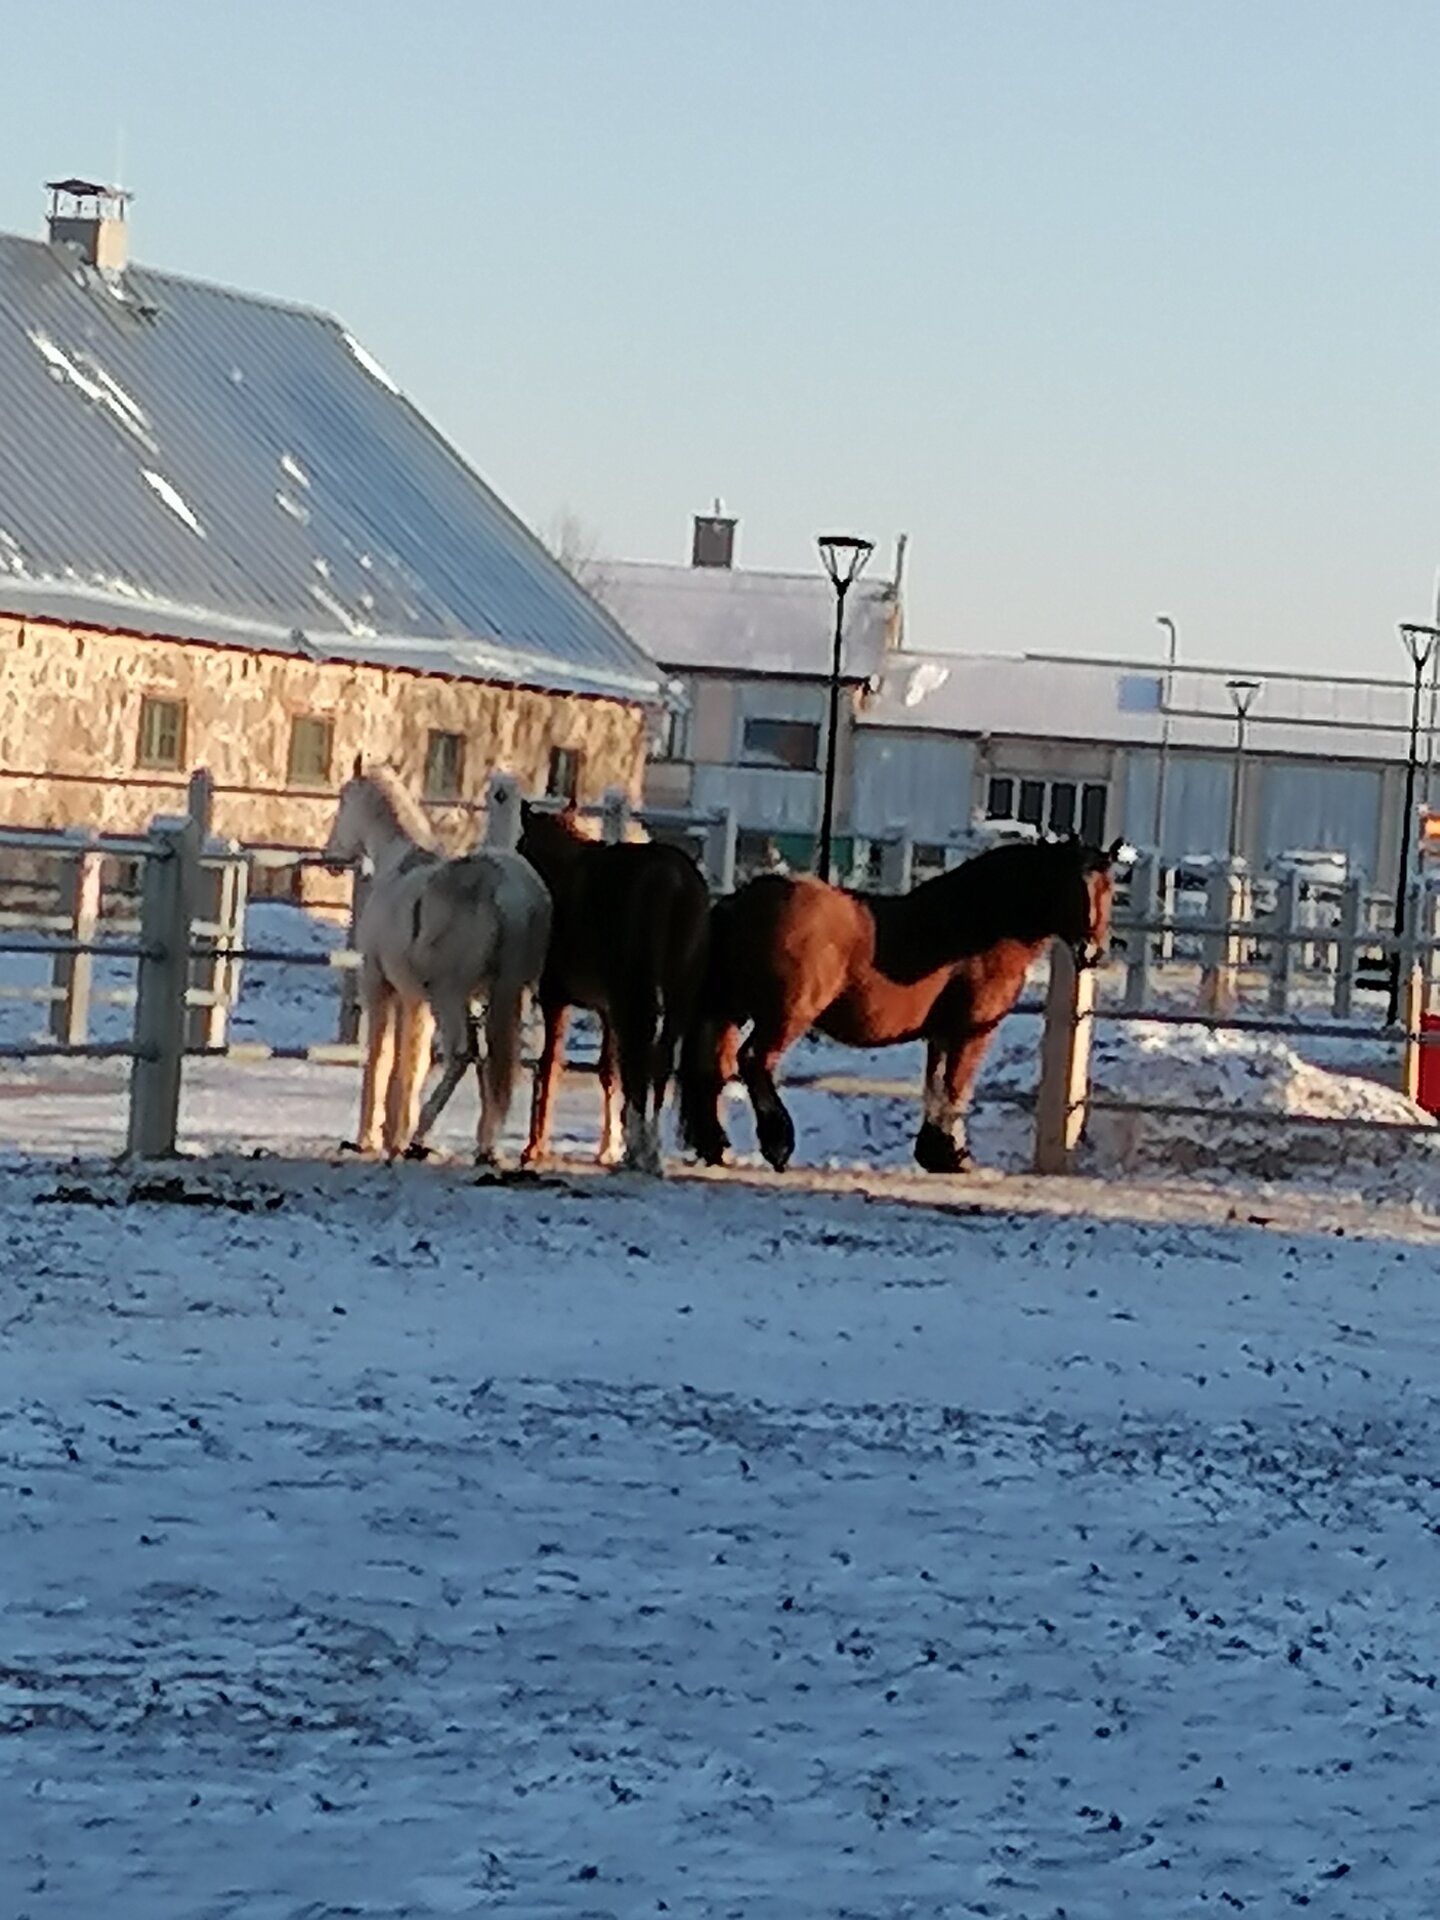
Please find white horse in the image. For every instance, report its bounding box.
[321,763,552,1163]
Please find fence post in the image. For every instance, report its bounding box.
[599,788,629,845]
[1333,872,1365,1019]
[1402,962,1426,1104]
[185,847,246,1051]
[1122,850,1156,1012]
[1267,866,1300,1016]
[1158,863,1177,963]
[1033,942,1096,1175]
[49,833,102,1046]
[337,865,371,1046]
[704,806,737,894]
[127,813,200,1160]
[1200,865,1243,1014]
[878,829,913,895]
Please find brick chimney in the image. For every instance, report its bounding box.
[691,500,737,569]
[45,177,130,275]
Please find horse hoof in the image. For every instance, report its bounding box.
[402,1141,433,1163]
[756,1115,795,1173]
[913,1123,973,1175]
[474,1149,499,1170]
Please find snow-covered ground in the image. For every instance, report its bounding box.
[6,904,1440,1914]
[3,1153,1440,1917]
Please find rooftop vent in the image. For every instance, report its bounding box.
[45,177,130,276]
[691,500,736,570]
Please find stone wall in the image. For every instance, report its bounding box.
[0,613,649,875]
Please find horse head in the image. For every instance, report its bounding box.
[1061,835,1124,969]
[484,773,525,852]
[321,763,372,871]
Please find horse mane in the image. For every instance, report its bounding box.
[865,837,1093,979]
[359,763,439,851]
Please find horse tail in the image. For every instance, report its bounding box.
[648,860,711,1101]
[481,866,552,1136]
[677,887,735,1163]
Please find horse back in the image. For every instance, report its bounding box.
[542,841,708,1006]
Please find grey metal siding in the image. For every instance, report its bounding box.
[852,730,976,842]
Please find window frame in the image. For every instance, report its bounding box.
[285,713,335,790]
[135,694,187,773]
[546,745,583,804]
[423,730,467,801]
[739,716,822,772]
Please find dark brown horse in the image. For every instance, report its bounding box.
[517,804,711,1174]
[678,835,1121,1174]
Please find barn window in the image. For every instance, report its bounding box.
[741,717,821,771]
[286,714,334,788]
[136,695,186,771]
[423,730,466,800]
[546,745,583,803]
[985,776,1015,819]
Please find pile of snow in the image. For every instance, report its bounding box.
[987,1019,1440,1198]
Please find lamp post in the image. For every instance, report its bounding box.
[1153,614,1178,858]
[1388,621,1440,1022]
[1224,677,1261,865]
[815,533,874,880]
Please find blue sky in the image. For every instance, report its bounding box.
[4,0,1439,676]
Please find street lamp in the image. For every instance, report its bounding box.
[815,533,874,881]
[1388,621,1440,1021]
[1224,677,1261,865]
[1153,614,1178,858]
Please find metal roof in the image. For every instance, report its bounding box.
[595,557,898,682]
[862,648,1421,764]
[0,231,662,704]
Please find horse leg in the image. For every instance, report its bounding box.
[596,1018,625,1166]
[521,1001,569,1168]
[405,994,465,1158]
[355,976,396,1154]
[617,988,665,1175]
[737,1013,805,1173]
[678,1016,739,1166]
[913,1035,986,1174]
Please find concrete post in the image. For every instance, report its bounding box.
[1200,865,1244,1014]
[704,806,737,894]
[1333,872,1365,1020]
[1122,850,1157,1012]
[599,788,629,845]
[127,814,200,1159]
[1402,962,1427,1104]
[49,834,102,1046]
[878,830,913,895]
[1267,867,1301,1017]
[1033,942,1096,1175]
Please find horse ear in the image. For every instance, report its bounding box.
[351,752,363,779]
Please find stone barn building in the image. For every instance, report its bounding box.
[0,181,664,888]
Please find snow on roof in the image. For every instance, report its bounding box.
[595,558,898,681]
[862,649,1420,762]
[0,232,662,704]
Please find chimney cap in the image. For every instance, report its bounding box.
[46,177,130,200]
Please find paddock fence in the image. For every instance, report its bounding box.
[2,768,1439,1166]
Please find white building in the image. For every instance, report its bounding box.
[856,650,1422,888]
[603,513,1430,890]
[601,511,902,870]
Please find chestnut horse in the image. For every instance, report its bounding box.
[517,805,711,1174]
[678,836,1120,1174]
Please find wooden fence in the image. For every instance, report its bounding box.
[3,773,1438,1167]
